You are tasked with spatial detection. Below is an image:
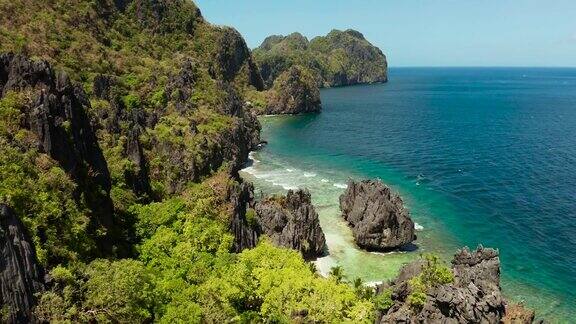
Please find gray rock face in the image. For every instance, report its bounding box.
[255,190,326,259]
[339,180,415,251]
[229,182,260,253]
[166,59,197,112]
[0,204,45,324]
[377,246,509,324]
[125,127,152,199]
[0,53,117,254]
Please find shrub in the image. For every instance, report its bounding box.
[407,254,454,309]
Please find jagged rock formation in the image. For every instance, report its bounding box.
[229,182,260,252]
[254,189,326,259]
[253,29,388,88]
[264,66,321,114]
[376,247,510,323]
[0,53,117,252]
[229,186,326,259]
[339,179,415,251]
[0,204,45,324]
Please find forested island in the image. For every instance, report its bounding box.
[0,0,537,322]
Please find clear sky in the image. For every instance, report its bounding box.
[194,0,576,67]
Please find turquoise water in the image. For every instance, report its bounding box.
[241,68,576,322]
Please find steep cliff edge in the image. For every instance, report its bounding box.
[253,29,388,89]
[339,179,416,251]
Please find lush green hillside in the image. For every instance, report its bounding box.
[0,0,379,322]
[253,29,388,88]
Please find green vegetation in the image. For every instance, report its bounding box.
[407,254,454,309]
[373,289,394,312]
[35,178,375,322]
[253,30,388,88]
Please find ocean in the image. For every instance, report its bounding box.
[240,67,576,322]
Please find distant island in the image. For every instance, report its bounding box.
[253,30,388,88]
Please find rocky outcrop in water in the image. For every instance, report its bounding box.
[254,189,326,259]
[339,179,415,251]
[0,53,117,252]
[264,66,321,115]
[0,204,45,324]
[376,246,513,324]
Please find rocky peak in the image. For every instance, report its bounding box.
[452,246,501,293]
[343,29,366,40]
[258,35,286,51]
[339,179,416,251]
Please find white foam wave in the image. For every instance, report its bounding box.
[333,183,347,189]
[414,223,424,231]
[304,172,317,178]
[248,151,260,163]
[286,168,294,172]
[321,179,330,183]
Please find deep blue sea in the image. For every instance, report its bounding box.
[241,68,576,322]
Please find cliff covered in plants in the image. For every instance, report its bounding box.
[253,29,388,89]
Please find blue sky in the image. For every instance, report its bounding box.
[194,0,576,67]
